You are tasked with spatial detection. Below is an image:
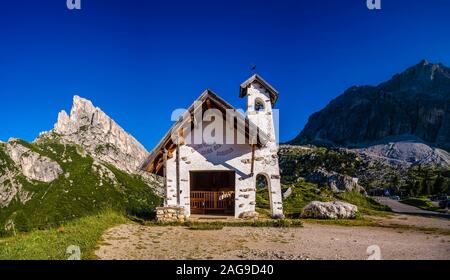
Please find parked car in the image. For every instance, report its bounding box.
[390,195,401,201]
[438,199,449,209]
[429,195,439,201]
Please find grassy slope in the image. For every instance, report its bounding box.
[335,192,391,216]
[274,146,393,218]
[257,180,390,218]
[279,145,450,195]
[0,139,161,235]
[0,211,126,260]
[279,146,363,183]
[0,142,15,171]
[400,197,441,212]
[0,141,394,260]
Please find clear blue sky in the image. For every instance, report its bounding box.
[1,0,449,149]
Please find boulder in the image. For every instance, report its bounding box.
[301,201,358,219]
[306,168,366,195]
[239,211,259,219]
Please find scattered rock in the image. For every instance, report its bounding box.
[301,201,358,219]
[356,141,450,168]
[306,168,366,195]
[237,248,309,260]
[239,211,259,219]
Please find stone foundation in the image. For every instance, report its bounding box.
[156,206,186,222]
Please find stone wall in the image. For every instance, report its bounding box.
[156,206,186,222]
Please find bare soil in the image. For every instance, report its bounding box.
[95,215,450,260]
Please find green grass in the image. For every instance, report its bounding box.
[0,211,127,260]
[0,139,161,235]
[400,197,441,212]
[279,145,450,197]
[281,181,333,218]
[279,146,364,183]
[335,192,391,216]
[256,180,391,219]
[144,219,303,229]
[0,143,16,171]
[255,187,273,217]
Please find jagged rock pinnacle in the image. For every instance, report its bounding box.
[50,96,149,173]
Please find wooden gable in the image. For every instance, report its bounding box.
[142,90,270,175]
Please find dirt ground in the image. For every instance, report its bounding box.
[95,215,450,260]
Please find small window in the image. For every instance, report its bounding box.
[254,98,265,112]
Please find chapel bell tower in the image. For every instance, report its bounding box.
[239,74,279,147]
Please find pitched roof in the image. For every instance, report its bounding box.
[240,74,279,105]
[142,89,270,175]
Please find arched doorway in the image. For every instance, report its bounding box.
[255,173,272,216]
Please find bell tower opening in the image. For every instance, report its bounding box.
[254,98,265,112]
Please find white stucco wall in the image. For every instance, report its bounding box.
[164,80,283,218]
[246,82,284,217]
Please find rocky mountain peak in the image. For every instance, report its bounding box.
[291,60,450,156]
[383,60,450,93]
[411,59,447,77]
[49,96,149,173]
[55,95,104,134]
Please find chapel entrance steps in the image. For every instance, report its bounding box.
[189,214,235,222]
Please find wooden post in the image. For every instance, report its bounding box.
[163,148,168,205]
[176,134,181,205]
[214,192,217,209]
[250,144,256,176]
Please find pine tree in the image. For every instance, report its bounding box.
[421,170,430,195]
[420,178,429,195]
[412,180,421,197]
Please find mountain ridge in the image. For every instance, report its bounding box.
[291,60,450,158]
[0,96,161,234]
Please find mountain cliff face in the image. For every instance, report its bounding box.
[291,60,450,152]
[49,96,149,173]
[0,97,161,235]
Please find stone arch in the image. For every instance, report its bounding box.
[255,172,273,214]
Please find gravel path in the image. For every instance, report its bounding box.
[95,215,450,260]
[374,197,450,218]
